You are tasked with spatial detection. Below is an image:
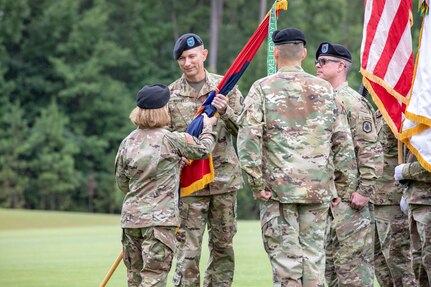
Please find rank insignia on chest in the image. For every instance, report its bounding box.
[363,121,372,133]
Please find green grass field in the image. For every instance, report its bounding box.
[0,208,380,286]
[0,208,272,287]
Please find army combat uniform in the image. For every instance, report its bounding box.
[237,65,357,287]
[324,82,383,287]
[401,152,431,286]
[373,112,417,286]
[168,71,244,287]
[115,125,216,287]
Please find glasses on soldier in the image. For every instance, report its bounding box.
[315,58,340,66]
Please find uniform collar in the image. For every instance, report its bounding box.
[277,65,304,73]
[178,69,216,97]
[334,81,349,92]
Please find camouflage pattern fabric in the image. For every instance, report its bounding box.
[374,111,404,205]
[325,202,374,287]
[410,205,431,286]
[325,82,383,286]
[402,152,431,205]
[168,70,244,196]
[237,65,357,286]
[374,205,417,286]
[373,113,417,286]
[334,82,383,200]
[401,152,431,285]
[115,126,216,229]
[172,192,237,287]
[260,200,329,287]
[237,66,357,204]
[122,226,176,287]
[169,70,243,286]
[115,126,216,286]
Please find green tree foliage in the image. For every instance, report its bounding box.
[0,0,419,218]
[0,101,29,208]
[26,100,78,210]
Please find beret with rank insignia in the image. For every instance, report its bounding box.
[173,33,204,60]
[316,42,352,63]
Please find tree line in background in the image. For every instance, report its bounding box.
[0,0,421,218]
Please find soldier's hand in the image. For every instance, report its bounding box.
[212,94,228,115]
[179,157,190,169]
[202,113,217,126]
[253,190,271,202]
[394,163,405,181]
[350,192,369,210]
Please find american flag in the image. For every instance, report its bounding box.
[401,1,431,172]
[360,0,414,136]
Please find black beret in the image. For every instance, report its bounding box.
[316,42,352,62]
[272,28,306,46]
[173,33,204,60]
[136,84,170,109]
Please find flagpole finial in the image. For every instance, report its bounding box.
[276,0,288,11]
[419,0,429,15]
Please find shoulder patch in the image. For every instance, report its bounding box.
[185,133,196,145]
[363,121,373,133]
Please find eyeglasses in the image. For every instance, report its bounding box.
[315,58,340,66]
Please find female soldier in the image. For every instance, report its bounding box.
[115,84,217,287]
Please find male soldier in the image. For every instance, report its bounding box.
[395,153,431,286]
[168,33,244,287]
[237,28,357,287]
[374,111,417,286]
[315,42,383,287]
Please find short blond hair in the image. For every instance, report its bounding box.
[129,105,170,128]
[276,43,304,62]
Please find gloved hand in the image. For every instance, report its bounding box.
[400,195,409,216]
[394,163,406,181]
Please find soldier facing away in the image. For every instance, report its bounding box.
[115,84,217,287]
[168,33,244,287]
[315,42,383,287]
[237,28,357,287]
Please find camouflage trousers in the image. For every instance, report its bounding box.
[172,191,237,287]
[325,202,374,287]
[409,204,431,286]
[260,200,329,287]
[122,226,176,287]
[374,205,417,287]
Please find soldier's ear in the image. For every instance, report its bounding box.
[302,47,307,60]
[202,49,208,61]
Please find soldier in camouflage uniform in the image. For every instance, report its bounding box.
[168,33,244,287]
[374,112,417,286]
[115,84,217,287]
[315,42,383,287]
[395,152,431,286]
[237,28,357,287]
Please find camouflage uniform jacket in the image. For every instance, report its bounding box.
[334,82,383,200]
[237,66,357,204]
[168,70,244,196]
[374,111,403,205]
[115,126,216,228]
[402,151,431,205]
